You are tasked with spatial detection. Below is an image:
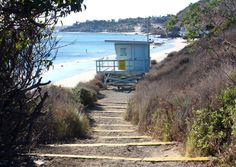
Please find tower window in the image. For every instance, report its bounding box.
[120,48,127,56]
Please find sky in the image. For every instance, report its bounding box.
[60,0,200,26]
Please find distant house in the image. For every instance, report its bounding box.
[179,26,210,38]
[168,26,181,38]
[179,27,187,37]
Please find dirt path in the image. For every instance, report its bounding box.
[33,89,209,167]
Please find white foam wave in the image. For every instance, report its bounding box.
[47,54,116,72]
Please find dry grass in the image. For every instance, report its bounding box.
[33,74,104,144]
[126,23,236,144]
[34,86,91,143]
[215,140,236,167]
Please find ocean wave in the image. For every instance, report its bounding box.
[49,54,116,70]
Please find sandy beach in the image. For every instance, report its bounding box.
[53,38,188,88]
[54,70,96,88]
[151,38,188,62]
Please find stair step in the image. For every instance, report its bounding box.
[101,106,126,110]
[96,124,132,127]
[31,153,213,162]
[93,116,123,119]
[97,102,128,105]
[48,141,177,147]
[94,129,135,133]
[99,136,151,139]
[92,111,124,113]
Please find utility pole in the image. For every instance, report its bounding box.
[147,17,151,61]
[147,17,150,42]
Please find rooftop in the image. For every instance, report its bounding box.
[105,40,152,44]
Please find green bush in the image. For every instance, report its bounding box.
[220,87,236,136]
[72,74,103,107]
[186,87,236,156]
[186,108,231,156]
[73,86,97,107]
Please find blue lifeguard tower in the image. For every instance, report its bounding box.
[96,40,151,88]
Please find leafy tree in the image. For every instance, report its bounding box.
[0,0,84,164]
[182,2,203,39]
[166,15,181,38]
[167,0,236,65]
[181,0,236,68]
[182,0,236,39]
[167,15,178,31]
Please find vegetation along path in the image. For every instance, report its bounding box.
[32,89,212,166]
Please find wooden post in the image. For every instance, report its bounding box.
[98,60,101,72]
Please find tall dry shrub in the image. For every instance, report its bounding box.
[34,86,90,143]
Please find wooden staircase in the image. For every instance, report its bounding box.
[31,90,213,167]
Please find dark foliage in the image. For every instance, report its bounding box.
[0,0,84,164]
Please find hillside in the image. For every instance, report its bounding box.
[125,0,236,166]
[176,0,205,23]
[126,21,236,165]
[61,16,168,35]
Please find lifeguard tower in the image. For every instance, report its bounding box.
[96,40,151,88]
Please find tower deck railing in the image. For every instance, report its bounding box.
[96,59,149,74]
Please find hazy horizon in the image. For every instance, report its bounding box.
[59,0,200,26]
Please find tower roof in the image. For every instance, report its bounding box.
[105,40,152,44]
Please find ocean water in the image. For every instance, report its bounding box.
[42,32,174,83]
